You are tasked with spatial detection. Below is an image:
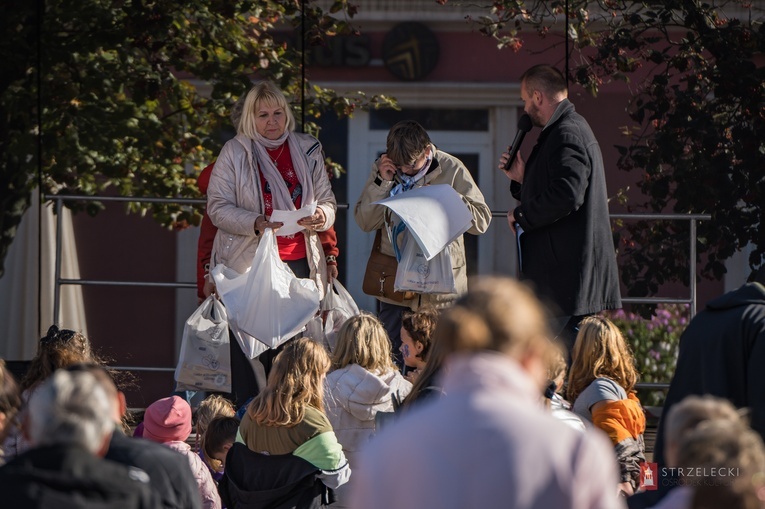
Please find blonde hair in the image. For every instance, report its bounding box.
[665,395,746,450]
[248,338,331,427]
[566,316,639,403]
[195,394,235,454]
[332,313,396,373]
[688,423,765,509]
[677,420,765,478]
[546,346,568,392]
[196,395,236,434]
[238,80,296,139]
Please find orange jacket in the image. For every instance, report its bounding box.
[592,392,646,489]
[592,392,646,445]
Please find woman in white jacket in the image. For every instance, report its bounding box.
[324,313,412,508]
[206,80,337,407]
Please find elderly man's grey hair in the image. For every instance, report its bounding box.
[27,369,115,455]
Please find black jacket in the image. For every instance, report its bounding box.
[107,430,202,509]
[655,282,765,463]
[0,444,158,509]
[511,99,621,316]
[219,443,334,509]
[629,282,765,509]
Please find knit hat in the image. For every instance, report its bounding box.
[142,396,192,443]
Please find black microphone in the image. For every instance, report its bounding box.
[503,113,533,171]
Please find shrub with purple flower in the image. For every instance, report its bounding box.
[603,304,690,407]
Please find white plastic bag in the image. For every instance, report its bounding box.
[209,264,269,359]
[174,295,232,392]
[213,229,320,348]
[394,231,456,294]
[304,315,327,350]
[322,279,360,352]
[229,318,270,360]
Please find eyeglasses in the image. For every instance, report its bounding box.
[394,149,430,174]
[40,325,77,345]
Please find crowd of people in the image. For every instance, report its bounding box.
[1,64,764,509]
[2,271,764,508]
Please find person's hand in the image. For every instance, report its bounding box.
[377,154,397,181]
[326,264,338,282]
[297,207,326,231]
[499,150,525,184]
[404,369,421,384]
[203,275,216,298]
[506,209,517,234]
[255,215,283,234]
[617,481,634,497]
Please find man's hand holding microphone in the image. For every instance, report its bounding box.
[499,113,533,233]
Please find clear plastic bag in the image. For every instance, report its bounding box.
[174,295,232,392]
[321,279,360,352]
[394,232,456,294]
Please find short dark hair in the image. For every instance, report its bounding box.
[386,120,431,167]
[521,64,567,98]
[202,416,240,460]
[402,307,439,362]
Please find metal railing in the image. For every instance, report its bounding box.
[48,194,710,382]
[489,210,712,393]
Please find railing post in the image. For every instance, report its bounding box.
[690,218,697,318]
[53,197,64,326]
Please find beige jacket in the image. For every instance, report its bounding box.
[207,133,337,298]
[354,145,491,309]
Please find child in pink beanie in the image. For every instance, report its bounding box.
[143,396,221,509]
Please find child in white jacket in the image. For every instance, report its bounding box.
[324,313,412,509]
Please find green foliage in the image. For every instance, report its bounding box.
[455,0,765,293]
[578,1,765,295]
[0,0,395,276]
[604,304,690,407]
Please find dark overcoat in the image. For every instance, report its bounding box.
[511,99,622,316]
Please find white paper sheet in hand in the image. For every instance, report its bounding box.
[374,184,473,260]
[270,202,317,237]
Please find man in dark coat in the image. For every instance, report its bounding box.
[0,369,158,509]
[67,363,203,509]
[501,64,622,355]
[628,268,765,509]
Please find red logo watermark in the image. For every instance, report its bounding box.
[640,462,659,491]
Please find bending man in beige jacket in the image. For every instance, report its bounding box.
[354,120,491,366]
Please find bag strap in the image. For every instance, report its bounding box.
[248,356,268,393]
[372,229,383,253]
[374,208,394,254]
